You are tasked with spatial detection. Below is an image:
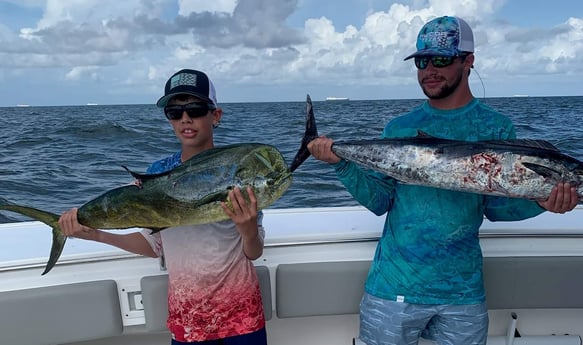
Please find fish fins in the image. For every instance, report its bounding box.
[122,166,171,181]
[522,162,563,180]
[483,139,560,151]
[415,130,435,138]
[0,201,66,275]
[289,94,319,172]
[44,223,67,275]
[148,227,167,234]
[198,189,231,206]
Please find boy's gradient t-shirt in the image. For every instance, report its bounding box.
[140,152,265,342]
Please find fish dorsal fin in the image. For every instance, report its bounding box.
[416,130,435,138]
[122,166,171,181]
[483,139,560,152]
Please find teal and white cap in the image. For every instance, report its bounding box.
[404,16,474,60]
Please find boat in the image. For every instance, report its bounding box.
[15,104,30,107]
[1,206,583,345]
[325,97,350,101]
[86,103,98,106]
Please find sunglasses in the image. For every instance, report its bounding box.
[164,102,216,120]
[414,55,468,70]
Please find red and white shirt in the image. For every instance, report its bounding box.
[141,219,266,342]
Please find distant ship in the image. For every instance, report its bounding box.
[325,97,349,101]
[86,103,98,106]
[15,104,30,107]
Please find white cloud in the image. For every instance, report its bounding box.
[0,0,582,105]
[65,66,99,80]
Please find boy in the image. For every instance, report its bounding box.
[59,69,268,344]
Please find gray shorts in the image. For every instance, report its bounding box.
[358,292,488,345]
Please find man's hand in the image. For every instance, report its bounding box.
[307,136,341,164]
[537,183,579,214]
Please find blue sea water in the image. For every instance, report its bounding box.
[1,96,582,223]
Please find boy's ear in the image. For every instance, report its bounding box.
[213,108,222,121]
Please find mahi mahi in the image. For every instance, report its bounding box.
[291,94,583,202]
[1,120,312,275]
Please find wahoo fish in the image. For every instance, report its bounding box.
[292,95,583,202]
[1,119,312,275]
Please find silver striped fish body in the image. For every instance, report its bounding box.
[332,137,583,201]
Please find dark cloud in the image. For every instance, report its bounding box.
[505,28,554,43]
[0,0,305,58]
[175,0,306,48]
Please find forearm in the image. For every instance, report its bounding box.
[335,160,395,215]
[242,232,264,260]
[484,196,544,221]
[93,230,158,258]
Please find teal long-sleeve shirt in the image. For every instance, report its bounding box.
[334,99,545,304]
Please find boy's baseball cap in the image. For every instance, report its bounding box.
[156,69,218,108]
[404,16,474,60]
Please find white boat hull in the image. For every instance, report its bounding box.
[1,206,583,345]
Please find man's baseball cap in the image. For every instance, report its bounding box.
[404,16,474,60]
[156,69,218,108]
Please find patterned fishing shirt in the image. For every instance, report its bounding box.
[333,98,545,305]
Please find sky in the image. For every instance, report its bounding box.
[0,0,582,106]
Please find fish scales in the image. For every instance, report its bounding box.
[77,143,292,229]
[332,138,583,201]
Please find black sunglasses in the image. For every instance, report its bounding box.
[414,54,468,70]
[164,102,216,120]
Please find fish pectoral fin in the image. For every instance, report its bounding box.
[196,190,231,207]
[522,162,563,180]
[148,227,167,234]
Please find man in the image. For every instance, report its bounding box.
[308,16,578,345]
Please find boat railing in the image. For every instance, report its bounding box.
[1,205,583,272]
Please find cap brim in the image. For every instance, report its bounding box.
[156,92,213,108]
[404,48,458,61]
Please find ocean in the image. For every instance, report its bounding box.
[1,96,582,223]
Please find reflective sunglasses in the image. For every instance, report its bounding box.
[414,55,466,70]
[164,102,216,120]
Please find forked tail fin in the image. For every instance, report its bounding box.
[0,198,66,275]
[289,94,319,172]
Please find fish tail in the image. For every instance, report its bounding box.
[0,200,66,275]
[44,224,67,275]
[289,94,319,172]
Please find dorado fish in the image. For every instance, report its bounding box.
[291,95,583,202]
[1,119,312,275]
